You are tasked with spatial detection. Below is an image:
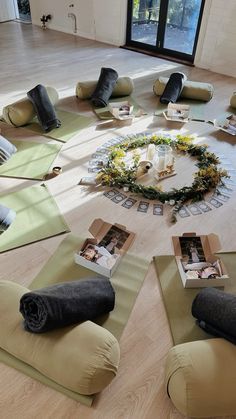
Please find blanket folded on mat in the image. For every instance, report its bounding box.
[160,72,187,104]
[0,135,17,164]
[20,277,115,333]
[192,287,236,344]
[27,84,61,132]
[91,67,119,108]
[0,204,16,234]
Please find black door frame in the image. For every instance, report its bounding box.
[126,0,205,63]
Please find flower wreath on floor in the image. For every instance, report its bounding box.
[96,133,229,222]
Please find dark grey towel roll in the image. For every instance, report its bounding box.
[0,204,16,234]
[160,72,187,104]
[0,134,17,165]
[192,287,236,344]
[27,84,61,132]
[19,277,115,333]
[91,67,119,108]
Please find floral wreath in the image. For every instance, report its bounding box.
[96,133,229,222]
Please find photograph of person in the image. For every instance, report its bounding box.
[179,236,205,264]
[80,243,119,269]
[99,225,130,254]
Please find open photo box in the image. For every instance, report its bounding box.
[163,103,190,123]
[213,114,236,136]
[172,232,229,288]
[107,101,134,120]
[74,218,135,278]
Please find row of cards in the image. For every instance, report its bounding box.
[103,182,234,217]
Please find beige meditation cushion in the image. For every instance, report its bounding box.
[2,86,59,127]
[165,339,236,417]
[230,92,236,108]
[76,77,134,99]
[153,76,213,102]
[0,280,120,395]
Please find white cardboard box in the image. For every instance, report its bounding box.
[172,232,229,288]
[74,218,135,278]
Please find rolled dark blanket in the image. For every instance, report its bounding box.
[160,72,187,104]
[0,134,17,165]
[0,204,16,234]
[192,288,236,344]
[27,84,61,132]
[20,277,115,333]
[91,67,119,108]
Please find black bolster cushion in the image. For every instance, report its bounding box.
[27,84,61,132]
[192,287,236,344]
[91,67,119,108]
[19,277,115,333]
[0,204,16,234]
[160,72,187,104]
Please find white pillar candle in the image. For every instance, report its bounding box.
[157,156,165,171]
[146,144,156,161]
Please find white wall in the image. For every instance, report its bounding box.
[195,0,236,77]
[29,0,127,46]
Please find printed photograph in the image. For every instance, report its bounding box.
[99,225,130,253]
[179,236,205,264]
[80,243,119,270]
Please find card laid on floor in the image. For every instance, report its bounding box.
[213,193,230,202]
[122,198,137,209]
[78,176,97,186]
[111,192,127,204]
[153,204,163,215]
[137,201,149,213]
[88,167,100,173]
[218,186,233,194]
[197,201,212,213]
[178,206,190,218]
[103,189,120,199]
[188,204,202,216]
[208,197,223,208]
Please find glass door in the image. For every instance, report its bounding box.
[126,0,205,62]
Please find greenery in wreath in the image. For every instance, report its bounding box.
[96,133,229,222]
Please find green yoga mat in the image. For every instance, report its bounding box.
[154,98,206,122]
[154,253,236,346]
[0,234,149,406]
[0,184,70,253]
[0,140,61,180]
[94,96,147,120]
[25,110,94,143]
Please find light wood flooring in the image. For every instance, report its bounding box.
[0,21,236,419]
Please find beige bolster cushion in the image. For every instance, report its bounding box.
[76,77,134,99]
[230,92,236,108]
[153,77,213,102]
[0,280,120,395]
[165,339,236,417]
[2,87,59,127]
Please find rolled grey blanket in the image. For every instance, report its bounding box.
[0,135,17,165]
[160,72,187,104]
[19,277,115,333]
[192,288,236,344]
[27,84,61,132]
[91,67,119,108]
[0,204,16,234]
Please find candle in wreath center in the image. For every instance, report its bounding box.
[153,144,173,174]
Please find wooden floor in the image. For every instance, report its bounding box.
[0,22,236,419]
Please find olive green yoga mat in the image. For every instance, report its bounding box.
[154,253,236,346]
[154,98,206,122]
[25,110,94,143]
[94,96,147,120]
[0,234,149,406]
[0,140,61,180]
[0,184,70,253]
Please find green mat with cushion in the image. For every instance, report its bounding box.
[154,253,236,346]
[154,98,206,122]
[0,140,61,180]
[94,96,146,120]
[25,109,94,143]
[0,234,149,406]
[0,184,70,253]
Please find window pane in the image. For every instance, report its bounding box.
[163,0,202,54]
[131,0,161,46]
